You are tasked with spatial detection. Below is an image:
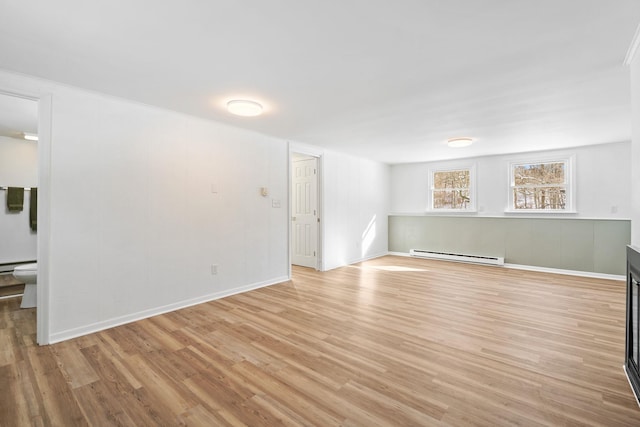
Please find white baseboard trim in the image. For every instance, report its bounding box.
[48,275,290,344]
[0,293,23,301]
[388,251,411,257]
[503,263,624,281]
[353,251,390,264]
[323,251,390,271]
[387,252,624,281]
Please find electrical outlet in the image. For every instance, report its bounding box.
[211,264,218,275]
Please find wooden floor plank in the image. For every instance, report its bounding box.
[1,255,639,426]
[26,344,87,426]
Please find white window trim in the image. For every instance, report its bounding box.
[506,155,576,213]
[428,164,477,212]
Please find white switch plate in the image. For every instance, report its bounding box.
[272,199,281,208]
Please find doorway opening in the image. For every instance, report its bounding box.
[291,152,320,270]
[0,91,39,330]
[0,88,50,345]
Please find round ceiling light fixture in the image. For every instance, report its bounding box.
[226,99,263,117]
[447,137,474,148]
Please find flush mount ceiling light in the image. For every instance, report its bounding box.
[23,132,38,141]
[447,137,474,148]
[226,100,263,117]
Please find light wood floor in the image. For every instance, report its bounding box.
[1,255,639,426]
[0,273,24,298]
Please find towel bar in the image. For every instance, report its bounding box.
[0,187,33,191]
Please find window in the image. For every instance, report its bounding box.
[430,166,475,211]
[509,157,573,211]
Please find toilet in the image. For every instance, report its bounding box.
[13,263,37,308]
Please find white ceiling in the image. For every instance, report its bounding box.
[1,1,639,164]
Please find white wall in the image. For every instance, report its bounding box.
[631,45,640,246]
[390,142,631,219]
[48,93,291,341]
[322,150,389,270]
[0,135,37,264]
[0,70,290,342]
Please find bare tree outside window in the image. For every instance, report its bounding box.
[511,161,567,210]
[432,169,471,209]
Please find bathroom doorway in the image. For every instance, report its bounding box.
[0,91,40,334]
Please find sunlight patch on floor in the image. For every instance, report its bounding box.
[345,264,429,273]
[371,265,429,272]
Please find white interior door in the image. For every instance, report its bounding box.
[291,157,318,268]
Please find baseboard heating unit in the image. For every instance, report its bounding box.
[409,249,504,266]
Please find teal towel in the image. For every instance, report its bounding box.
[7,187,24,212]
[30,188,37,232]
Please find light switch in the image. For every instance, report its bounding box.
[272,199,281,208]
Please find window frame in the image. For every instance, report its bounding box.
[506,155,575,213]
[428,164,477,212]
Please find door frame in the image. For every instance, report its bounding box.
[0,88,52,345]
[288,143,323,276]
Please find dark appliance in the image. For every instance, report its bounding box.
[625,245,640,405]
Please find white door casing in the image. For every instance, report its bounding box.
[291,157,318,268]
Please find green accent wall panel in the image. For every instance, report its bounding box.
[559,220,594,272]
[594,220,631,275]
[528,219,564,269]
[502,218,532,265]
[389,216,630,275]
